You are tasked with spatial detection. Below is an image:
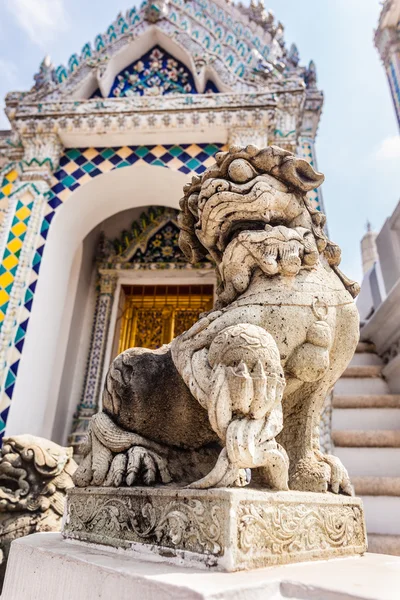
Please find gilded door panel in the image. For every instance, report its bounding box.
[118,285,213,353]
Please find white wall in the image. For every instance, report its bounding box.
[5,165,188,440]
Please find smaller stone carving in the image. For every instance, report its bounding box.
[32,56,57,91]
[0,435,77,586]
[144,0,169,23]
[305,60,318,89]
[287,44,300,69]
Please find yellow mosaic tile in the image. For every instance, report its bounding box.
[5,169,18,183]
[1,183,13,196]
[7,238,22,254]
[118,146,133,159]
[83,148,98,160]
[0,290,8,307]
[151,146,168,158]
[186,144,201,157]
[15,206,31,221]
[11,221,27,237]
[0,272,13,289]
[2,254,18,271]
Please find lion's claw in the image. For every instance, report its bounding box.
[319,452,354,496]
[291,452,354,496]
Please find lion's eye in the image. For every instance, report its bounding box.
[228,159,256,183]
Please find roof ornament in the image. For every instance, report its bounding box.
[32,56,57,91]
[144,0,169,23]
[305,60,317,89]
[287,43,300,68]
[239,1,275,33]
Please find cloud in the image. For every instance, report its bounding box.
[5,0,69,47]
[375,135,400,160]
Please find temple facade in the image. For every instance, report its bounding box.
[0,0,324,451]
[375,0,400,129]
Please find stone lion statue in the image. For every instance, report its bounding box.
[0,435,76,585]
[74,145,359,496]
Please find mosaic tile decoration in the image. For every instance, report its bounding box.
[298,137,323,213]
[0,143,226,440]
[0,168,18,227]
[0,168,21,324]
[92,46,219,98]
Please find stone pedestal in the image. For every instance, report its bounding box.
[2,533,398,600]
[63,487,367,571]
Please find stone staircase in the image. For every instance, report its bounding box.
[332,341,400,556]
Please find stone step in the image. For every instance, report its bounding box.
[342,365,382,378]
[361,496,400,535]
[353,476,400,496]
[333,395,400,408]
[332,408,400,431]
[349,353,383,367]
[334,447,400,477]
[334,377,390,396]
[356,341,376,354]
[332,430,400,447]
[368,534,400,556]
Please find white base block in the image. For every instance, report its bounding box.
[3,533,400,600]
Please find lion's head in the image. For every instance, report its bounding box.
[179,145,359,304]
[0,435,77,586]
[0,435,76,516]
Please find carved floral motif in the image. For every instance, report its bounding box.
[238,502,365,555]
[66,493,222,555]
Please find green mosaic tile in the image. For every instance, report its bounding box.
[61,175,77,188]
[82,163,96,173]
[4,371,15,389]
[169,146,184,157]
[101,148,115,159]
[187,158,201,170]
[65,149,81,160]
[135,147,150,158]
[204,144,219,155]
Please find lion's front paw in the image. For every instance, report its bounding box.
[290,453,353,495]
[318,452,354,496]
[104,446,172,487]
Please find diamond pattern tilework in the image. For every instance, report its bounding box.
[0,144,226,441]
[298,138,322,213]
[0,168,18,226]
[0,188,33,326]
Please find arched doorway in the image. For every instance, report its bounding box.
[5,165,193,441]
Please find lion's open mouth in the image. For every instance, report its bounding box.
[0,477,19,494]
[222,218,292,249]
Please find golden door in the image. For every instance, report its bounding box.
[118,284,214,353]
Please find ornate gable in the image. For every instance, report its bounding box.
[92,46,219,98]
[98,206,212,270]
[8,0,315,106]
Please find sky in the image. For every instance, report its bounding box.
[0,0,398,282]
